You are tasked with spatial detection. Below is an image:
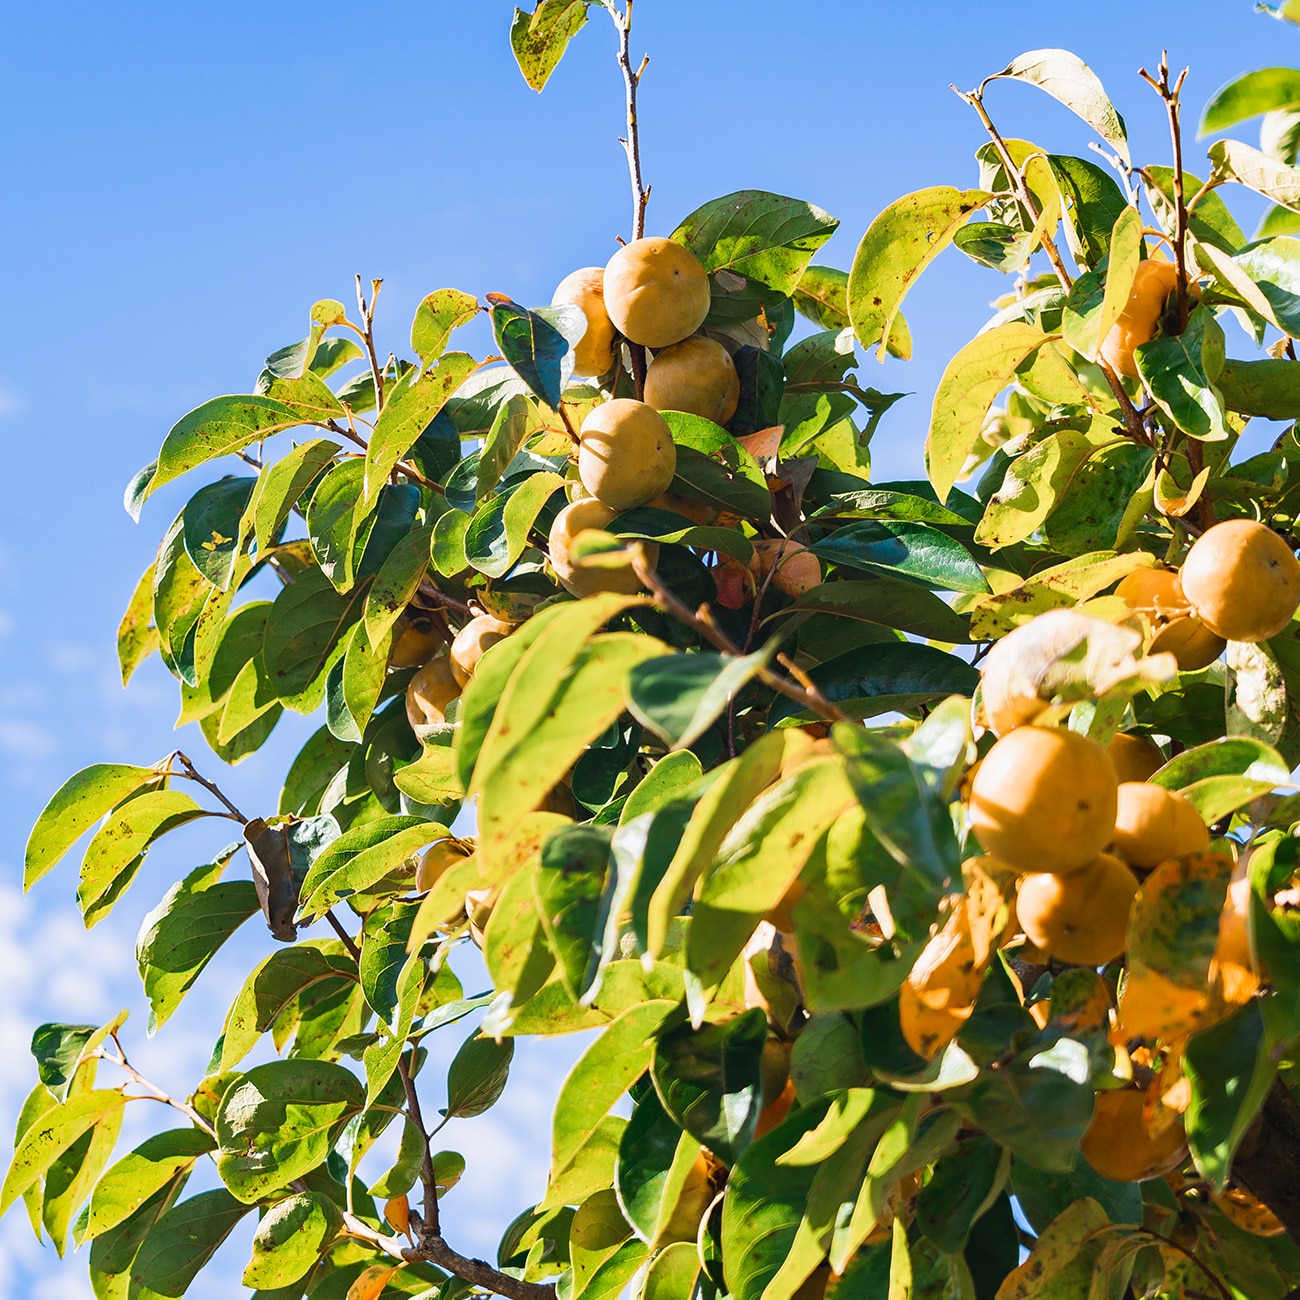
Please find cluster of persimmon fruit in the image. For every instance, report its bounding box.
[907,515,1300,1200]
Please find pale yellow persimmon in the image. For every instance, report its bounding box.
[578,399,677,510]
[1017,852,1139,966]
[603,237,711,348]
[547,498,648,597]
[968,726,1118,875]
[449,614,513,687]
[1180,518,1300,642]
[643,336,740,425]
[552,267,617,377]
[405,656,459,728]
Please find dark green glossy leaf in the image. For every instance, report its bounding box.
[298,816,443,921]
[1135,305,1228,441]
[535,824,612,1000]
[651,1008,767,1165]
[181,476,255,588]
[628,648,772,750]
[242,1190,342,1289]
[1008,1155,1141,1236]
[914,1137,1005,1253]
[130,1188,251,1294]
[809,520,988,595]
[489,295,583,411]
[263,567,368,710]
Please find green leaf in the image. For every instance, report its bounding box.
[552,1002,673,1184]
[991,49,1129,165]
[1202,67,1300,134]
[926,322,1052,502]
[1150,735,1290,789]
[775,576,970,643]
[1184,1001,1275,1190]
[216,1060,364,1202]
[628,648,774,750]
[77,790,207,926]
[0,1091,127,1216]
[535,824,612,1001]
[83,1129,214,1241]
[411,288,479,368]
[247,437,340,553]
[792,265,850,330]
[1234,235,1300,333]
[848,188,990,356]
[263,566,368,710]
[1009,1157,1141,1235]
[489,295,582,411]
[770,643,977,727]
[809,519,989,593]
[510,0,590,91]
[30,1023,98,1098]
[364,354,477,503]
[688,758,853,991]
[444,1032,514,1120]
[476,393,533,500]
[298,817,443,921]
[117,563,160,687]
[362,956,423,1104]
[1217,357,1300,417]
[147,395,300,498]
[616,1090,698,1243]
[673,190,839,299]
[181,475,255,590]
[1145,166,1245,254]
[129,1188,251,1294]
[136,849,258,1033]
[362,523,434,649]
[1210,137,1300,212]
[914,1137,1006,1254]
[307,459,375,593]
[652,1008,766,1166]
[242,1190,342,1289]
[719,1096,835,1300]
[24,763,161,890]
[477,630,665,853]
[975,421,1118,548]
[280,726,354,818]
[1134,305,1228,440]
[358,900,422,1022]
[464,470,566,578]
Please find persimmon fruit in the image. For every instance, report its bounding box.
[578,398,677,510]
[643,336,740,425]
[1016,852,1138,966]
[603,236,711,348]
[552,267,617,377]
[1180,518,1300,642]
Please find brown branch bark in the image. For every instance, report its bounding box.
[605,1,649,240]
[1231,1078,1300,1245]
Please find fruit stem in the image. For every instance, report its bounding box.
[605,1,650,240]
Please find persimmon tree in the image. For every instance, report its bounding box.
[12,3,1300,1297]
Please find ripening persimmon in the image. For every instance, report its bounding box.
[578,399,677,510]
[1111,782,1209,868]
[749,539,821,598]
[416,839,472,893]
[547,498,648,597]
[1080,1087,1188,1182]
[449,614,513,687]
[1180,518,1300,642]
[1115,567,1224,670]
[389,615,444,668]
[968,726,1118,875]
[1099,258,1180,379]
[1108,732,1166,784]
[603,236,711,348]
[1115,566,1188,620]
[643,336,740,425]
[552,267,617,377]
[405,655,460,729]
[1017,852,1138,966]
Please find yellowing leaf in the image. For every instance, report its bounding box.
[347,1263,400,1300]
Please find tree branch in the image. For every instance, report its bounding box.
[1140,54,1192,331]
[99,1037,217,1140]
[169,751,247,821]
[605,1,650,240]
[629,545,849,724]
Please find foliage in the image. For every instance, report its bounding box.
[12,5,1300,1299]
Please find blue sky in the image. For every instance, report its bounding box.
[0,2,1292,1294]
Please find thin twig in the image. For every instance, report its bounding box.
[416,578,474,618]
[630,546,849,724]
[99,1037,218,1140]
[956,85,1073,290]
[355,275,386,412]
[322,419,444,495]
[325,910,362,962]
[604,1,650,239]
[1140,54,1192,330]
[170,752,247,821]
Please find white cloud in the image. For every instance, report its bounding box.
[0,720,57,759]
